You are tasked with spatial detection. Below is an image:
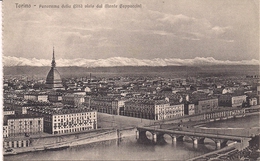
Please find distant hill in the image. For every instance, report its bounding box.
[3,65,259,79]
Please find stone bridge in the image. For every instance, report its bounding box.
[136,127,250,149]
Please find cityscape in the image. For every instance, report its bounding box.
[3,48,260,160]
[3,0,260,160]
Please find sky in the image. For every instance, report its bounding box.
[3,0,259,64]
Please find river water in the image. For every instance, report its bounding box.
[4,114,259,161]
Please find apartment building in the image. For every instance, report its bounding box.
[193,98,219,114]
[218,94,247,107]
[90,96,125,115]
[7,115,44,136]
[124,99,184,120]
[27,107,97,134]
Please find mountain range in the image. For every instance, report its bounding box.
[3,56,259,67]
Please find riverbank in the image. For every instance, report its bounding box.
[4,109,259,157]
[4,128,136,156]
[188,142,239,161]
[188,136,260,161]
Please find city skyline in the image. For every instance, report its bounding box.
[3,0,259,65]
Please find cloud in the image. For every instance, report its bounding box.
[152,30,176,36]
[156,12,233,41]
[3,56,259,67]
[159,14,193,24]
[211,26,232,34]
[3,0,257,61]
[181,37,200,41]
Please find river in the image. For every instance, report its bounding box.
[4,114,259,161]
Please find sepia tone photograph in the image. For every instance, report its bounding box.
[2,0,260,160]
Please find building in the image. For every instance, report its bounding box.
[24,92,48,102]
[90,96,124,115]
[257,80,260,105]
[160,103,184,120]
[3,125,8,138]
[62,93,85,107]
[3,108,15,116]
[203,108,246,120]
[27,107,97,134]
[257,80,260,96]
[248,97,257,106]
[184,102,195,115]
[4,98,53,115]
[218,94,247,107]
[193,98,218,114]
[124,99,184,120]
[48,91,63,102]
[124,99,158,120]
[4,138,31,149]
[45,47,64,90]
[112,98,126,115]
[7,115,44,136]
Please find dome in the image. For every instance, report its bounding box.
[45,68,63,89]
[45,47,64,89]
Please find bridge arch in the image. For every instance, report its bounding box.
[136,127,247,148]
[204,138,217,145]
[163,133,173,143]
[145,131,154,141]
[204,138,229,149]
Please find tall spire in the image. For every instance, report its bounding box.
[51,46,56,68]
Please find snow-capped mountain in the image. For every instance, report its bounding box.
[3,56,259,67]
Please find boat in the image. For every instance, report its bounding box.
[234,115,244,118]
[220,117,227,120]
[215,118,220,121]
[4,148,17,155]
[5,147,13,152]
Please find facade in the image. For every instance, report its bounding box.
[24,93,48,102]
[194,98,218,114]
[3,109,15,116]
[45,47,64,89]
[90,96,124,115]
[11,106,32,115]
[184,103,195,115]
[7,115,44,136]
[4,99,52,115]
[124,99,157,120]
[112,99,126,115]
[3,125,8,138]
[124,99,184,120]
[27,107,97,134]
[219,94,247,107]
[203,108,245,120]
[157,103,184,120]
[48,91,63,102]
[257,81,260,96]
[4,138,30,148]
[62,93,85,107]
[248,97,257,106]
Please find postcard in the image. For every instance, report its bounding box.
[2,0,260,160]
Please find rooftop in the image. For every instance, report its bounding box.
[28,106,96,115]
[126,99,169,105]
[7,114,43,119]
